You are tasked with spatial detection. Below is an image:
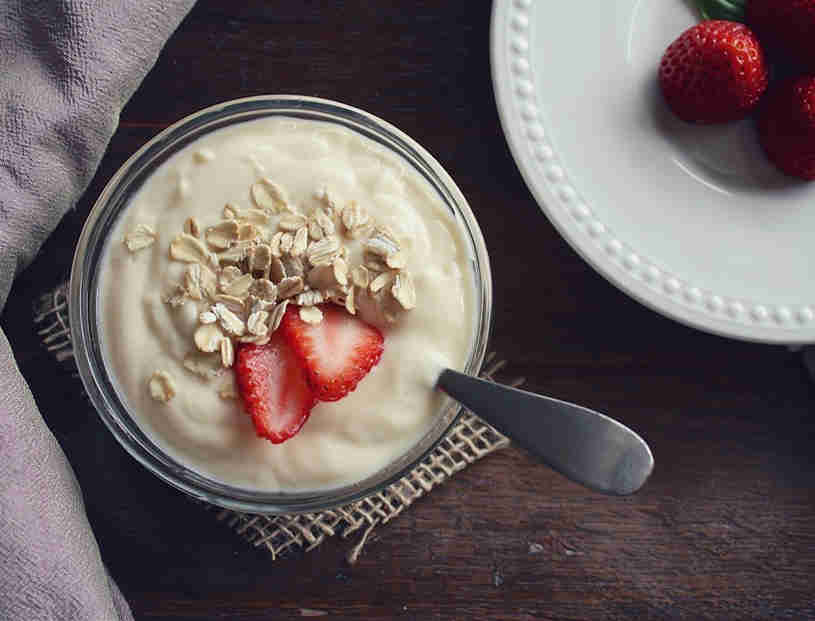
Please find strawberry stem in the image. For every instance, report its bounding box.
[695,0,746,22]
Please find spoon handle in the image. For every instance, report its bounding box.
[437,369,654,495]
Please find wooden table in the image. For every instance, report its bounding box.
[3,2,815,619]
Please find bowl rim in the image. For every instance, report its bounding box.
[70,95,493,515]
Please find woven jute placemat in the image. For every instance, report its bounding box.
[33,282,514,561]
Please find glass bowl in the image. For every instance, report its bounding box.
[70,95,492,515]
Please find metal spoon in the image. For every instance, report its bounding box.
[437,369,654,495]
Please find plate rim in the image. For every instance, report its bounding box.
[490,0,815,345]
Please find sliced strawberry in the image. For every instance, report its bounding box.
[280,304,385,402]
[234,332,316,443]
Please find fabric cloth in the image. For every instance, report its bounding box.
[0,1,196,619]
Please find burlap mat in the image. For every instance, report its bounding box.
[33,282,514,561]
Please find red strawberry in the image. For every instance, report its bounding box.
[659,20,769,124]
[234,332,316,443]
[280,304,384,402]
[757,75,815,180]
[747,1,815,70]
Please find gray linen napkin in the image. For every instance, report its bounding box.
[0,1,196,619]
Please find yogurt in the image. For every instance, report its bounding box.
[99,117,477,492]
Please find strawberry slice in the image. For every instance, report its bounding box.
[280,304,385,402]
[234,332,316,443]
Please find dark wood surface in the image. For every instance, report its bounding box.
[3,2,815,619]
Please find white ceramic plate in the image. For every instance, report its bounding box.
[492,0,815,344]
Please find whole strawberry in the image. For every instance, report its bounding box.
[659,20,769,123]
[747,1,815,70]
[758,76,815,180]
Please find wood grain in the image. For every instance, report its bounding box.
[2,1,815,619]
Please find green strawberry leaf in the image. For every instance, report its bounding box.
[695,0,746,22]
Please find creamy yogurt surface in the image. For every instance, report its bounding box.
[99,117,477,492]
